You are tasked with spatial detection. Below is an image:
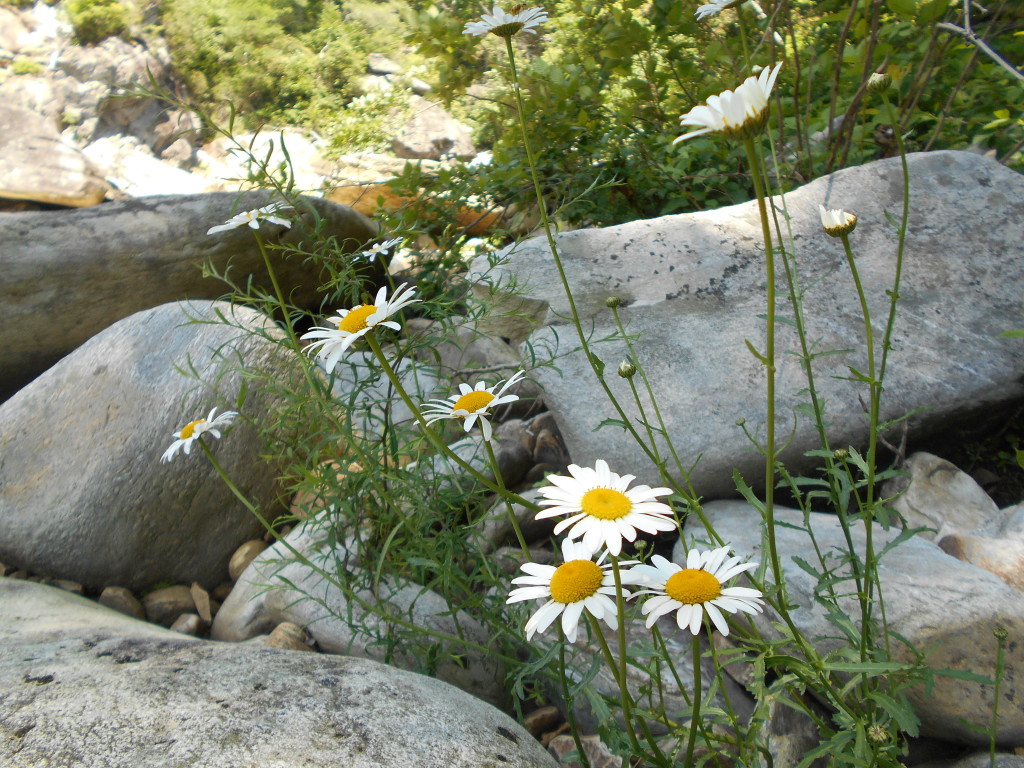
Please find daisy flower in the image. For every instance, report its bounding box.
[361,237,403,261]
[674,61,783,143]
[160,408,238,463]
[206,203,293,235]
[420,370,526,441]
[695,0,743,21]
[464,5,548,38]
[507,539,630,642]
[819,204,858,237]
[300,283,419,372]
[623,547,764,636]
[535,460,676,557]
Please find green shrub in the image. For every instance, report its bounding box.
[66,0,132,45]
[10,57,43,75]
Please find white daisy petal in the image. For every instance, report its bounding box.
[675,61,782,143]
[160,408,238,463]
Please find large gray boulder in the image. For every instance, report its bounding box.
[212,521,506,707]
[0,579,558,768]
[680,501,1024,744]
[470,151,1024,497]
[0,190,378,399]
[0,300,300,591]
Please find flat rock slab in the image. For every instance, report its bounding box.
[0,579,557,768]
[471,151,1024,496]
[0,190,378,399]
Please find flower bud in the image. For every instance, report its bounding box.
[819,204,858,238]
[833,448,849,460]
[605,296,622,309]
[618,361,636,378]
[867,71,892,95]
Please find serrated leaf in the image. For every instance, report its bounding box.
[867,691,921,736]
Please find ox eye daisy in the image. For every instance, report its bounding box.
[464,5,548,38]
[361,237,403,261]
[206,203,292,235]
[535,459,676,556]
[675,61,783,143]
[300,283,419,372]
[506,539,627,643]
[819,204,858,237]
[161,408,238,463]
[623,547,764,636]
[420,370,526,441]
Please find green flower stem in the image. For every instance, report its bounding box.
[364,331,537,511]
[585,612,645,760]
[502,36,667,477]
[610,306,701,505]
[610,557,640,749]
[839,230,881,684]
[558,627,593,768]
[991,626,1008,768]
[483,436,531,559]
[742,137,783,604]
[682,632,703,768]
[198,439,516,664]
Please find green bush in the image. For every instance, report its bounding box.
[10,57,44,75]
[66,0,132,45]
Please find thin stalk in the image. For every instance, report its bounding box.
[502,36,667,476]
[484,437,531,558]
[682,632,704,768]
[609,557,643,753]
[558,628,593,768]
[585,613,645,759]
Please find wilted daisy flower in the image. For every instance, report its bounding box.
[206,203,292,235]
[695,0,743,20]
[675,61,783,143]
[300,283,419,371]
[161,408,238,463]
[361,237,403,261]
[819,204,858,237]
[535,460,676,557]
[464,5,548,37]
[623,547,763,635]
[421,370,526,441]
[507,539,629,642]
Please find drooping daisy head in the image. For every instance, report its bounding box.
[534,460,677,557]
[464,5,548,38]
[819,204,858,238]
[300,283,419,372]
[206,203,293,235]
[674,61,783,143]
[623,547,763,636]
[361,237,403,262]
[695,0,744,21]
[507,538,627,643]
[421,370,526,441]
[161,408,238,463]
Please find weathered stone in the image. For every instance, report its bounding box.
[211,520,506,706]
[476,487,557,553]
[189,583,213,624]
[98,586,145,621]
[142,585,195,628]
[939,533,1024,591]
[523,705,562,737]
[682,500,1024,744]
[884,452,1001,540]
[265,621,314,652]
[81,135,214,198]
[169,612,205,636]
[0,104,108,207]
[0,301,299,590]
[391,95,476,161]
[0,579,559,768]
[471,152,1024,497]
[229,540,270,582]
[547,734,620,768]
[0,190,378,398]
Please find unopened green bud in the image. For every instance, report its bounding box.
[605,296,622,309]
[618,361,636,378]
[867,71,892,95]
[833,448,849,460]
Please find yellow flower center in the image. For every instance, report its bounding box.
[549,560,604,604]
[665,569,722,605]
[580,488,632,520]
[452,390,495,415]
[337,304,378,333]
[179,419,206,440]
